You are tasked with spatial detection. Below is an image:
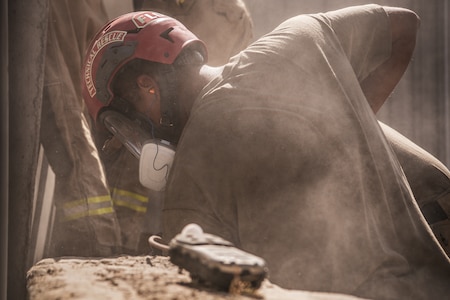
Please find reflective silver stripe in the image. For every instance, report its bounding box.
[62,195,115,221]
[111,188,148,213]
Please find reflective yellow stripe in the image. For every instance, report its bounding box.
[61,194,115,221]
[110,188,148,213]
[64,207,115,221]
[111,188,148,203]
[63,195,113,209]
[113,199,147,213]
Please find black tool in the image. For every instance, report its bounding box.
[149,224,268,292]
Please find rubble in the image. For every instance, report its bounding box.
[27,255,367,300]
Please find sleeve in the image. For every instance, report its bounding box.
[162,101,240,245]
[323,4,392,82]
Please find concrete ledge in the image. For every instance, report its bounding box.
[27,255,368,300]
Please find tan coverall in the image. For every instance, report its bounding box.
[42,0,121,257]
[381,122,450,257]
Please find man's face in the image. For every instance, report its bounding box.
[131,74,162,126]
[135,88,161,126]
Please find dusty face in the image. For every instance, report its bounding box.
[134,86,161,126]
[130,74,162,126]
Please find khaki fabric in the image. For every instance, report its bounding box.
[139,0,253,66]
[163,5,450,300]
[42,0,121,257]
[381,122,450,257]
[102,147,163,254]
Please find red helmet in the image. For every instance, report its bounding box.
[82,11,207,123]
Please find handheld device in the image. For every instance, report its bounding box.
[150,224,268,292]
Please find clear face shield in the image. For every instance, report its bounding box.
[99,110,175,191]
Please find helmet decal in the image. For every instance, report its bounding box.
[160,28,175,43]
[95,42,137,103]
[132,12,159,28]
[84,31,127,98]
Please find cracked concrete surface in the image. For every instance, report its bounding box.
[27,255,367,300]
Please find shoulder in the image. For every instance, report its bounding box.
[277,4,387,28]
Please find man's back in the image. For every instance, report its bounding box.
[163,5,450,299]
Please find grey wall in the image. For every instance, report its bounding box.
[8,0,48,299]
[2,0,9,299]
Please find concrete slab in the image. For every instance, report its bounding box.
[27,255,368,300]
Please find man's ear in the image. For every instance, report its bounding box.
[137,74,159,95]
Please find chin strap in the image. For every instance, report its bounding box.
[157,64,184,144]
